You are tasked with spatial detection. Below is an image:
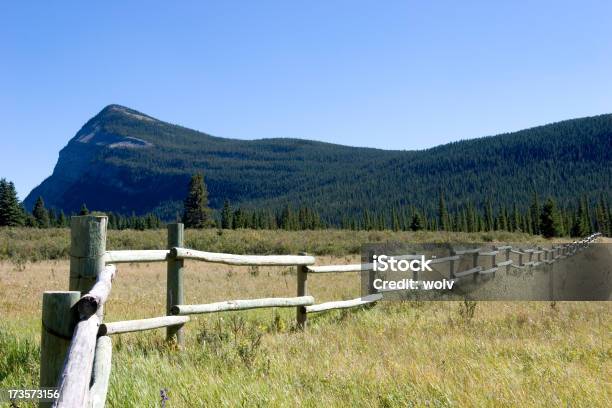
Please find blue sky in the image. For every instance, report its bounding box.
[1,1,611,199]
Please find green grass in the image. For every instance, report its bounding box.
[0,227,552,263]
[1,302,610,407]
[0,229,608,407]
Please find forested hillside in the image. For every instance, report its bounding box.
[24,105,612,223]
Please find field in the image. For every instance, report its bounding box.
[0,229,610,407]
[0,227,555,263]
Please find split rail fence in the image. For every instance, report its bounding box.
[38,215,601,407]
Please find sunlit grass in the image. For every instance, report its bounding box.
[0,235,610,407]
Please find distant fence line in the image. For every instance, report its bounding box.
[38,215,601,407]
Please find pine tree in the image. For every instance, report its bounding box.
[221,200,233,229]
[595,195,608,235]
[530,192,541,235]
[48,208,57,227]
[583,195,592,234]
[511,203,520,232]
[410,211,424,231]
[391,207,401,231]
[80,203,89,215]
[540,198,562,238]
[571,199,590,237]
[466,202,476,232]
[0,179,24,226]
[484,197,494,231]
[438,191,450,231]
[58,210,67,227]
[182,173,212,229]
[280,205,298,230]
[233,208,246,229]
[32,196,50,228]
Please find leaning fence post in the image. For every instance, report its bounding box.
[39,291,80,407]
[296,252,308,329]
[167,223,185,346]
[69,215,108,317]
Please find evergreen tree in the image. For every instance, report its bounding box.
[571,198,590,237]
[438,191,450,231]
[530,192,541,235]
[0,179,24,226]
[410,211,424,231]
[80,203,89,215]
[48,208,57,227]
[221,200,233,229]
[391,207,401,231]
[233,208,246,229]
[511,203,520,232]
[182,173,212,229]
[595,196,608,235]
[58,210,67,227]
[484,197,494,231]
[540,198,562,238]
[32,196,50,228]
[280,205,298,230]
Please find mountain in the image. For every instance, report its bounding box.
[25,105,612,222]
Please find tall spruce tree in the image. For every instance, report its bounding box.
[221,200,233,229]
[410,211,424,231]
[32,196,50,228]
[182,173,212,229]
[530,192,541,235]
[58,210,67,227]
[540,198,562,238]
[484,197,494,231]
[511,203,520,232]
[0,179,24,226]
[571,198,590,237]
[438,191,450,231]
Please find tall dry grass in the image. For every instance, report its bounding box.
[1,256,610,407]
[0,227,554,263]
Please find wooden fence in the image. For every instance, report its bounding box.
[38,215,601,407]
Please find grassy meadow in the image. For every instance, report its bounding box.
[0,227,559,264]
[0,229,610,406]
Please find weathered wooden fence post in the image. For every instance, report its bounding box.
[296,252,308,329]
[167,223,185,346]
[39,291,80,407]
[472,250,479,281]
[69,215,108,317]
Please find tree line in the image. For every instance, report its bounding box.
[0,178,162,230]
[2,176,610,238]
[181,174,611,238]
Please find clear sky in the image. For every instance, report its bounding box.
[1,1,611,199]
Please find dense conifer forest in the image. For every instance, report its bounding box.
[4,176,611,237]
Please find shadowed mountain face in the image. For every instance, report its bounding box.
[25,105,612,220]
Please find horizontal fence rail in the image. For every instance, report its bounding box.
[307,264,364,273]
[99,316,190,336]
[171,247,316,266]
[39,216,602,407]
[104,249,170,264]
[171,296,315,315]
[305,294,383,313]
